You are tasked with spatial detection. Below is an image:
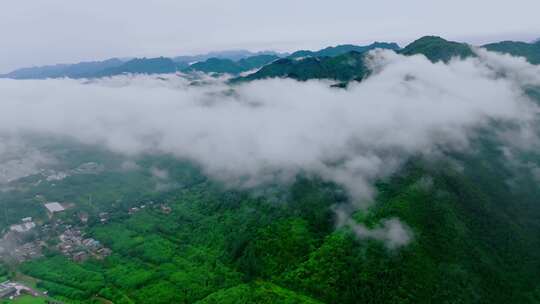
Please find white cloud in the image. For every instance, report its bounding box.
[1,50,539,246]
[0,50,538,200]
[0,137,55,184]
[150,167,169,180]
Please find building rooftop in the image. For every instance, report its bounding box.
[44,202,65,213]
[10,220,36,233]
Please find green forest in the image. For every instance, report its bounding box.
[1,35,540,303]
[3,131,538,303]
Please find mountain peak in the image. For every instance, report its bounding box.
[483,39,540,64]
[401,36,474,62]
[288,42,399,59]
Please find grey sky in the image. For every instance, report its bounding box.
[1,0,539,73]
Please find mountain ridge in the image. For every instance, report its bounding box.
[288,42,400,59]
[399,36,475,62]
[2,36,539,81]
[483,40,540,64]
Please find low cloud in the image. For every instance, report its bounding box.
[120,160,141,172]
[0,137,55,184]
[334,206,413,249]
[150,167,169,180]
[349,218,413,249]
[1,50,539,247]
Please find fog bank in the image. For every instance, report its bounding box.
[1,49,539,246]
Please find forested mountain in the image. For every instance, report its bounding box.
[231,37,478,83]
[0,42,399,80]
[173,50,286,64]
[5,130,540,303]
[0,51,285,80]
[0,58,125,79]
[1,34,540,303]
[236,55,281,71]
[483,40,540,64]
[288,42,400,59]
[3,37,538,81]
[399,36,475,62]
[0,54,281,79]
[82,57,187,78]
[187,55,279,75]
[231,51,369,83]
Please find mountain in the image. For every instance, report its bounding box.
[85,57,186,78]
[188,58,242,74]
[399,36,475,63]
[196,282,323,303]
[288,42,400,59]
[1,51,286,80]
[0,58,125,79]
[174,50,286,64]
[187,54,279,75]
[232,42,399,84]
[237,54,281,70]
[483,40,540,64]
[232,51,369,83]
[3,37,538,81]
[8,128,540,303]
[3,36,540,303]
[233,37,538,84]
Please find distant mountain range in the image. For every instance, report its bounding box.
[187,54,280,75]
[1,37,539,82]
[0,50,287,80]
[83,57,185,78]
[288,42,400,59]
[0,58,126,79]
[231,51,369,84]
[233,36,540,84]
[484,39,540,64]
[173,50,286,64]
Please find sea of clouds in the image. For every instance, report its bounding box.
[1,49,539,247]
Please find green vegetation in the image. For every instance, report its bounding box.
[1,37,540,303]
[196,282,323,304]
[0,58,125,80]
[399,36,475,62]
[232,51,369,83]
[20,256,104,299]
[188,55,279,75]
[89,57,186,77]
[288,42,399,59]
[484,40,540,64]
[2,295,48,304]
[3,37,537,82]
[5,132,539,303]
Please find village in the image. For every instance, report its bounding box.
[0,201,112,264]
[0,200,136,300]
[0,196,174,301]
[0,280,47,301]
[0,198,172,263]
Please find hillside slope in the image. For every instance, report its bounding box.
[8,130,540,303]
[399,36,475,62]
[187,55,279,75]
[288,42,399,59]
[0,58,125,79]
[232,51,369,83]
[483,40,540,64]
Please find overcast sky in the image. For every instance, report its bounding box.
[1,0,539,73]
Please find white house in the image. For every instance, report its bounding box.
[44,202,65,214]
